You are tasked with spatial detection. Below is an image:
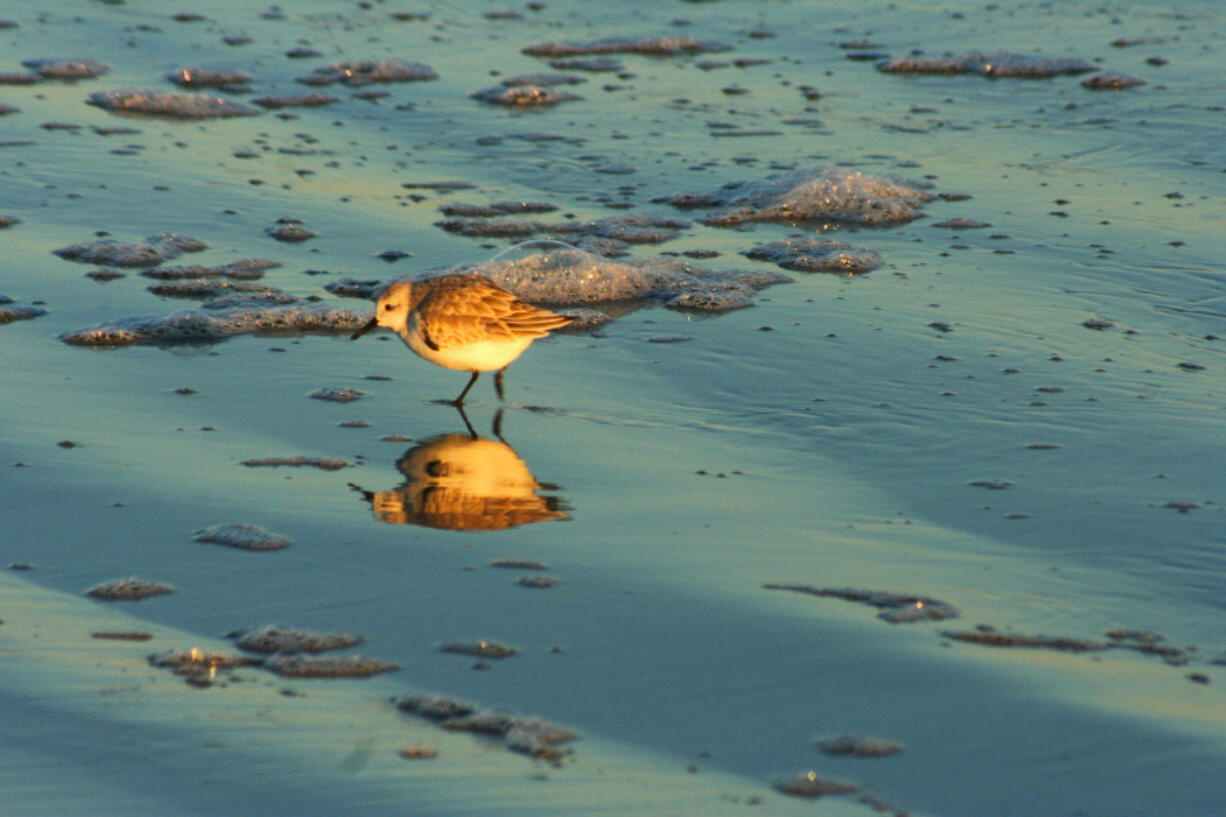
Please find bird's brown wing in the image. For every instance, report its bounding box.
[416,277,572,346]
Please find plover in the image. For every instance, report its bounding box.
[351,274,572,405]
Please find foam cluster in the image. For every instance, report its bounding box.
[23,58,109,79]
[877,52,1096,78]
[471,85,582,106]
[662,167,934,226]
[232,625,364,653]
[86,89,260,118]
[193,523,292,551]
[744,236,882,274]
[54,233,208,267]
[466,240,788,311]
[522,36,732,57]
[305,59,437,86]
[61,304,369,346]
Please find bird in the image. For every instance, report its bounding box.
[351,274,573,405]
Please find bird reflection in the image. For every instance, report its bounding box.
[349,409,570,531]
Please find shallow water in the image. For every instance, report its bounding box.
[2,1,1225,815]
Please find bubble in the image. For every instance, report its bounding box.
[1108,632,1191,664]
[147,278,294,303]
[86,269,125,282]
[499,73,586,87]
[203,292,298,309]
[664,289,753,310]
[193,523,292,551]
[548,57,623,72]
[54,233,209,267]
[522,36,732,58]
[437,213,687,251]
[816,735,903,758]
[325,278,383,299]
[148,648,256,672]
[763,584,960,623]
[554,308,610,330]
[516,576,558,589]
[401,180,477,191]
[140,259,279,280]
[239,456,352,471]
[471,85,582,106]
[232,625,363,653]
[1081,72,1147,90]
[266,219,316,242]
[876,52,1097,78]
[253,93,338,109]
[86,89,260,118]
[933,217,992,229]
[744,237,881,274]
[660,167,934,226]
[468,239,787,311]
[438,640,518,659]
[263,652,400,678]
[969,479,1012,490]
[23,58,109,79]
[91,631,153,641]
[394,694,477,720]
[440,710,517,734]
[436,217,539,238]
[167,66,251,88]
[0,72,39,85]
[0,305,46,324]
[305,59,437,87]
[505,717,578,760]
[85,577,175,601]
[772,771,857,798]
[308,387,364,402]
[60,304,369,347]
[943,631,1109,652]
[395,696,580,762]
[490,558,548,570]
[440,201,558,217]
[549,213,689,244]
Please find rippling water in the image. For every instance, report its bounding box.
[2,2,1224,815]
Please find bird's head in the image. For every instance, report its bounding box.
[352,280,413,340]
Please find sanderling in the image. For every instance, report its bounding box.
[351,274,573,405]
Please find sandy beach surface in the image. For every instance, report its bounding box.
[2,1,1224,815]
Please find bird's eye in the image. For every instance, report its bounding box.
[383,304,394,311]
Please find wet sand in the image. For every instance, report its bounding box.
[2,1,1225,815]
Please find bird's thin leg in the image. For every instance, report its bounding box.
[495,366,508,401]
[454,403,478,439]
[492,408,505,442]
[453,371,480,406]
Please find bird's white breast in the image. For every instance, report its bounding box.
[399,322,533,372]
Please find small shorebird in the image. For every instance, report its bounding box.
[351,274,572,405]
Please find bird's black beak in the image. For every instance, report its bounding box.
[351,316,378,340]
